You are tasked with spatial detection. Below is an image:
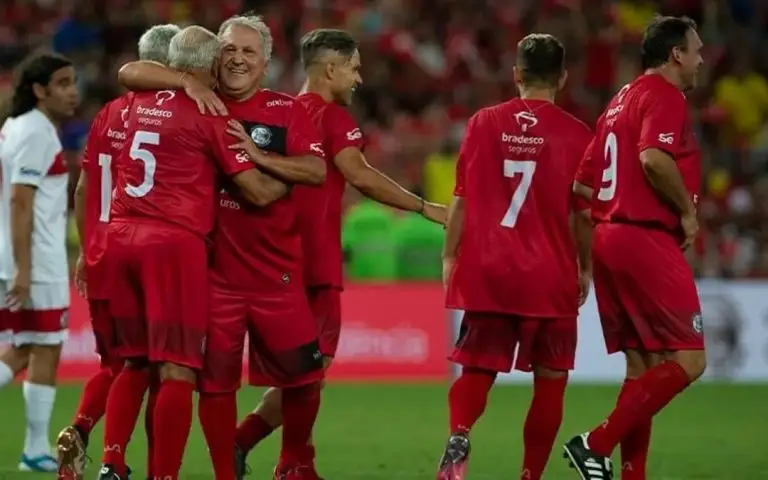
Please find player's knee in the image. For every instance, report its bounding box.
[261,387,283,409]
[532,365,568,380]
[322,355,333,370]
[668,350,707,382]
[26,344,62,385]
[0,345,31,374]
[623,349,649,379]
[159,362,197,383]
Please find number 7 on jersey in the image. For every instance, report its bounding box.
[501,160,536,228]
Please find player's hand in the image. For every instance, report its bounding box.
[422,202,447,225]
[227,120,266,163]
[74,254,87,299]
[680,212,699,250]
[6,269,31,312]
[578,270,592,306]
[442,257,455,291]
[182,75,227,116]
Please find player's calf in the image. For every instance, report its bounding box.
[277,382,322,472]
[521,368,568,480]
[152,362,197,479]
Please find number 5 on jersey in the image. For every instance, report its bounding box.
[126,130,159,198]
[501,160,536,228]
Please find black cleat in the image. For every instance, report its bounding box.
[562,434,614,479]
[436,433,471,480]
[96,464,129,480]
[235,445,251,480]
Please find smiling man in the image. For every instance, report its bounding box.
[116,14,328,479]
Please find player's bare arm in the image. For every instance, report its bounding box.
[73,170,88,296]
[118,60,227,115]
[640,148,698,248]
[441,195,465,289]
[573,181,593,201]
[573,208,593,305]
[230,169,291,207]
[7,184,34,309]
[226,119,326,185]
[335,146,446,224]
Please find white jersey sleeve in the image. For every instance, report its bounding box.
[7,116,59,187]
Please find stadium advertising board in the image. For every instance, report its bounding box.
[43,283,453,382]
[455,280,768,383]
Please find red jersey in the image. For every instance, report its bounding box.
[576,74,701,235]
[447,99,592,317]
[80,93,132,298]
[293,92,364,288]
[111,90,255,236]
[212,90,325,294]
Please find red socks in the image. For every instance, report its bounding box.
[152,379,195,479]
[199,392,238,480]
[145,374,160,478]
[589,361,689,457]
[102,367,151,475]
[236,412,276,453]
[617,378,653,480]
[280,383,321,467]
[72,364,120,437]
[448,368,496,434]
[521,375,568,480]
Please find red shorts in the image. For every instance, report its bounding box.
[592,223,704,354]
[306,286,342,357]
[450,311,577,373]
[105,221,209,369]
[199,280,324,393]
[0,281,68,346]
[89,299,119,366]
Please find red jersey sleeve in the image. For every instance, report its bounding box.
[571,130,595,212]
[204,116,257,176]
[287,100,326,158]
[638,86,687,157]
[328,106,364,157]
[82,107,108,169]
[454,111,483,197]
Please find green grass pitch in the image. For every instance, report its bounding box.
[0,383,765,479]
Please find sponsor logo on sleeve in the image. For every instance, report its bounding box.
[18,167,42,177]
[346,128,363,141]
[658,132,674,145]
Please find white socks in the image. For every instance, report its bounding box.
[22,381,56,457]
[0,361,13,388]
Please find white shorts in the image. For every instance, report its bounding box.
[0,281,69,346]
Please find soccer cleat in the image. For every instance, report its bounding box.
[96,464,129,480]
[235,445,251,480]
[273,465,324,480]
[562,434,614,479]
[57,425,88,479]
[436,433,471,480]
[18,453,58,472]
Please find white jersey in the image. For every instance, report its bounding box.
[0,108,69,284]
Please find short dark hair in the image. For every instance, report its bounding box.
[300,29,358,69]
[516,34,565,87]
[10,52,73,118]
[640,16,697,70]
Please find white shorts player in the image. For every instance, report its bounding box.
[0,108,70,346]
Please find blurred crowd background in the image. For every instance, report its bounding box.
[2,0,768,278]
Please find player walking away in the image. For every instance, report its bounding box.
[437,34,593,480]
[0,53,78,473]
[563,16,705,480]
[231,26,448,473]
[95,26,290,480]
[56,24,180,480]
[112,15,328,480]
